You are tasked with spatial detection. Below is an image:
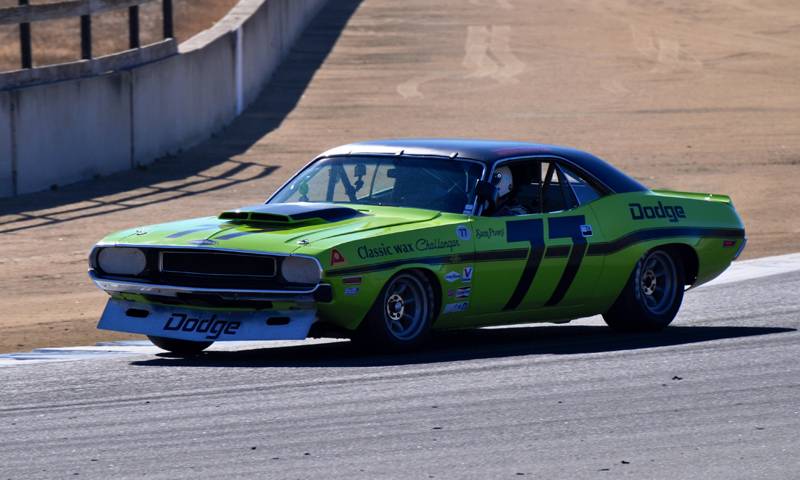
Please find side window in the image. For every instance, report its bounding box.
[539,161,578,213]
[489,159,578,216]
[560,164,603,205]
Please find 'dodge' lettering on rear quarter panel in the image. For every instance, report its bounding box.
[629,202,686,223]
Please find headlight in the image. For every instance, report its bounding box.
[281,256,321,284]
[97,247,147,276]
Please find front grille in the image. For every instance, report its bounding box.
[95,247,319,291]
[159,251,276,278]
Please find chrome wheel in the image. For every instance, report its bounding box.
[636,251,678,316]
[382,273,428,341]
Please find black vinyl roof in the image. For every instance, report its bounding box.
[319,139,647,194]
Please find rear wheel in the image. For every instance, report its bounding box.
[603,249,685,332]
[354,271,436,352]
[148,336,213,356]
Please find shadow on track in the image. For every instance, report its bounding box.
[0,0,364,234]
[131,325,795,368]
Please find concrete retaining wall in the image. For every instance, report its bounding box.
[0,0,328,197]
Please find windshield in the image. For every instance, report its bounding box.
[269,156,485,214]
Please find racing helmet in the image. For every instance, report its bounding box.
[493,166,513,199]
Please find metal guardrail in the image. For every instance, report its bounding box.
[0,0,174,69]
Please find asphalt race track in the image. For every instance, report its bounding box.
[1,272,798,479]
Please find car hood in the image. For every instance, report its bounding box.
[102,203,441,254]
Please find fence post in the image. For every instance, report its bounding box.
[162,0,174,38]
[18,0,32,69]
[80,14,92,60]
[129,5,140,49]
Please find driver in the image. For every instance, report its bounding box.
[492,166,530,216]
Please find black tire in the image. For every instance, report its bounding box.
[147,336,213,356]
[603,249,685,332]
[353,270,437,352]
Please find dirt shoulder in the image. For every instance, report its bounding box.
[1,0,798,353]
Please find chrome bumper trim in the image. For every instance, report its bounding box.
[89,270,321,302]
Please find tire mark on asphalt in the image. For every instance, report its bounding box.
[396,72,452,99]
[468,0,514,10]
[463,26,500,79]
[589,0,800,60]
[488,25,526,83]
[463,25,525,82]
[398,24,526,98]
[630,25,703,73]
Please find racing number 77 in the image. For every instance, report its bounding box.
[502,215,587,311]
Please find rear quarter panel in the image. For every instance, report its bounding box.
[589,191,745,312]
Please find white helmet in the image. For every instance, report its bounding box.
[494,166,513,198]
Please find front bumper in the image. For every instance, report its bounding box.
[98,298,317,342]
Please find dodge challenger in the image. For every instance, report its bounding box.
[89,139,746,354]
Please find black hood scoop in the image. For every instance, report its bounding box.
[219,202,364,224]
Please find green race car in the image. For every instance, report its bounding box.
[89,139,746,354]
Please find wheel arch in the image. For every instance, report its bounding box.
[402,267,442,320]
[657,243,699,286]
[351,266,442,350]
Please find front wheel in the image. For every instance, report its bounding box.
[148,336,213,356]
[354,271,436,352]
[603,249,685,332]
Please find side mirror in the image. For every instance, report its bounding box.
[475,180,497,213]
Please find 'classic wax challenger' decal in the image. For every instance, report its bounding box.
[358,242,415,259]
[357,238,462,259]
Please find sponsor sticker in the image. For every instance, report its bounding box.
[462,265,474,282]
[443,301,469,314]
[580,224,593,237]
[444,271,461,283]
[455,287,471,298]
[475,228,505,240]
[344,287,360,296]
[456,225,471,241]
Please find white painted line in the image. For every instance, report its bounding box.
[0,339,342,367]
[2,254,799,366]
[697,252,800,289]
[0,341,159,367]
